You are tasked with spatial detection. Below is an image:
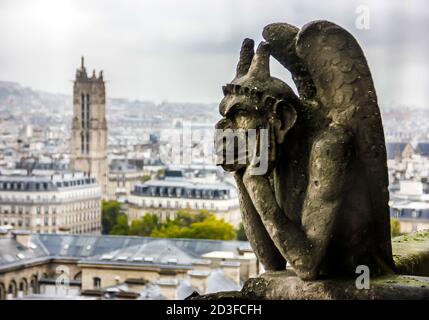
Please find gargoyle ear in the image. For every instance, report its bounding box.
[273,101,297,144]
[234,38,255,79]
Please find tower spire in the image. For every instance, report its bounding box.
[81,56,85,69]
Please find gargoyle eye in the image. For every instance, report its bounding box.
[230,105,248,117]
[222,85,228,96]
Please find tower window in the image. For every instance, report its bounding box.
[86,132,90,154]
[86,94,90,128]
[81,133,85,154]
[81,93,86,128]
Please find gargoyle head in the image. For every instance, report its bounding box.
[215,40,299,173]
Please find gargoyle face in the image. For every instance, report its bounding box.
[214,40,299,174]
[215,91,270,172]
[215,84,298,174]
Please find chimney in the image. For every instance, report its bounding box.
[156,279,179,300]
[12,230,31,247]
[221,261,241,285]
[191,259,212,272]
[188,270,210,294]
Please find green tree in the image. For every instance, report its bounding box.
[101,200,122,234]
[391,218,401,238]
[156,169,165,179]
[184,215,236,240]
[140,175,151,183]
[173,210,211,227]
[153,214,236,240]
[109,209,237,240]
[110,214,130,235]
[236,223,248,241]
[151,224,185,238]
[129,213,161,236]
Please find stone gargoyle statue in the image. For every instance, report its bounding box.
[215,20,396,280]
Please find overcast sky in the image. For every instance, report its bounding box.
[0,0,428,108]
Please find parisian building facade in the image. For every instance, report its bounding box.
[127,178,241,227]
[0,172,102,234]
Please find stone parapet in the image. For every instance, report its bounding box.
[188,231,429,300]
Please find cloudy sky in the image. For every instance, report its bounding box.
[0,0,428,108]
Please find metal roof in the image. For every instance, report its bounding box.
[386,142,408,160]
[136,179,235,190]
[0,236,49,271]
[417,143,429,157]
[0,233,251,272]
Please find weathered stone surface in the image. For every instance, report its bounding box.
[189,271,429,300]
[392,231,429,276]
[208,19,429,300]
[188,273,429,300]
[240,271,429,300]
[215,19,394,281]
[188,231,429,300]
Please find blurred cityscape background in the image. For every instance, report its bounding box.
[0,0,428,300]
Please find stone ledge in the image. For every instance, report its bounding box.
[188,272,429,300]
[392,230,429,276]
[241,271,429,300]
[187,231,429,300]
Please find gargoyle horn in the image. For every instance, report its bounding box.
[247,41,271,80]
[234,38,254,80]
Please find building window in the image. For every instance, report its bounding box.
[86,93,90,127]
[81,93,85,111]
[412,210,420,219]
[86,132,90,154]
[394,209,400,218]
[93,277,101,289]
[81,133,85,154]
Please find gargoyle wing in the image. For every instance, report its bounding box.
[263,20,395,271]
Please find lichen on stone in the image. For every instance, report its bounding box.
[392,231,429,276]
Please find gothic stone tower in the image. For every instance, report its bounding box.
[71,57,108,196]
